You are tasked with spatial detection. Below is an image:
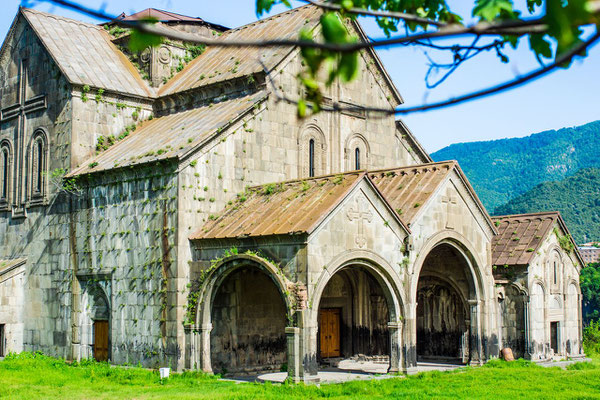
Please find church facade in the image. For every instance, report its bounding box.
[0,6,585,381]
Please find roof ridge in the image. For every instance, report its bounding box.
[21,7,102,31]
[246,170,365,190]
[367,160,456,175]
[492,211,560,219]
[223,4,317,35]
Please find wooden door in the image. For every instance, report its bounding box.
[93,320,109,361]
[319,309,341,358]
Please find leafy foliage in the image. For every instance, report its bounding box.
[584,319,600,355]
[581,262,600,324]
[431,120,600,214]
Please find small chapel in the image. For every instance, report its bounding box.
[0,5,586,381]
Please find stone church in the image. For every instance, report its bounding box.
[0,5,586,381]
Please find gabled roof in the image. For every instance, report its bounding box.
[69,91,267,176]
[369,160,497,232]
[192,171,410,240]
[368,161,454,224]
[395,120,432,163]
[491,212,585,267]
[19,8,152,98]
[0,258,26,276]
[116,8,211,23]
[111,8,229,31]
[158,5,321,97]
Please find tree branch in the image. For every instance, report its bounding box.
[41,0,600,53]
[298,0,447,27]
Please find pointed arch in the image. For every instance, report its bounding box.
[298,124,327,178]
[28,128,48,203]
[0,139,12,208]
[345,133,370,171]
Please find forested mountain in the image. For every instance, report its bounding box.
[494,168,600,243]
[431,120,600,212]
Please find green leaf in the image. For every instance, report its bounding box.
[472,0,516,21]
[320,12,348,44]
[129,27,163,53]
[526,0,542,13]
[256,0,276,16]
[297,99,307,118]
[529,34,552,59]
[338,46,359,82]
[545,0,591,64]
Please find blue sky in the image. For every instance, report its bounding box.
[3,0,600,152]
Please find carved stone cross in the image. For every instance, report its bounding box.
[0,59,47,217]
[441,195,457,229]
[347,195,373,248]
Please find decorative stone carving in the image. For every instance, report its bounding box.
[347,195,373,248]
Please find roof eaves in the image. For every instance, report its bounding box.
[395,119,433,163]
[304,171,368,236]
[0,9,20,63]
[554,212,586,268]
[177,92,269,163]
[451,162,499,235]
[350,19,404,106]
[365,174,411,234]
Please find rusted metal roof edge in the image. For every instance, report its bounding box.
[302,171,367,236]
[451,162,499,236]
[177,92,269,164]
[364,174,412,235]
[395,120,432,163]
[21,8,154,100]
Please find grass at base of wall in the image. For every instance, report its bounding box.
[1,352,600,399]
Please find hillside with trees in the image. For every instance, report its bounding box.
[494,168,600,243]
[431,120,600,212]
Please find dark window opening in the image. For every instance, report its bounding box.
[550,321,559,354]
[309,139,315,177]
[553,261,557,285]
[36,140,43,193]
[1,151,7,199]
[0,324,5,357]
[355,147,360,170]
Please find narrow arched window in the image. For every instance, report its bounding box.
[355,147,360,170]
[36,140,43,193]
[309,138,315,177]
[553,261,558,285]
[30,129,48,202]
[1,148,8,199]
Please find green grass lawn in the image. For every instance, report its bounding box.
[1,353,600,399]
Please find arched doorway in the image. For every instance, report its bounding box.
[210,265,288,374]
[317,265,391,365]
[80,284,110,362]
[416,243,479,364]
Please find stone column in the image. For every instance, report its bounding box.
[199,323,212,372]
[184,324,199,370]
[468,299,482,364]
[298,309,319,383]
[403,303,418,374]
[524,295,532,359]
[388,321,402,373]
[285,326,301,382]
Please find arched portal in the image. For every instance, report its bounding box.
[316,264,395,366]
[210,265,288,374]
[416,243,479,363]
[80,283,110,362]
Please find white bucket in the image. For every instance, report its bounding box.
[159,367,170,379]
